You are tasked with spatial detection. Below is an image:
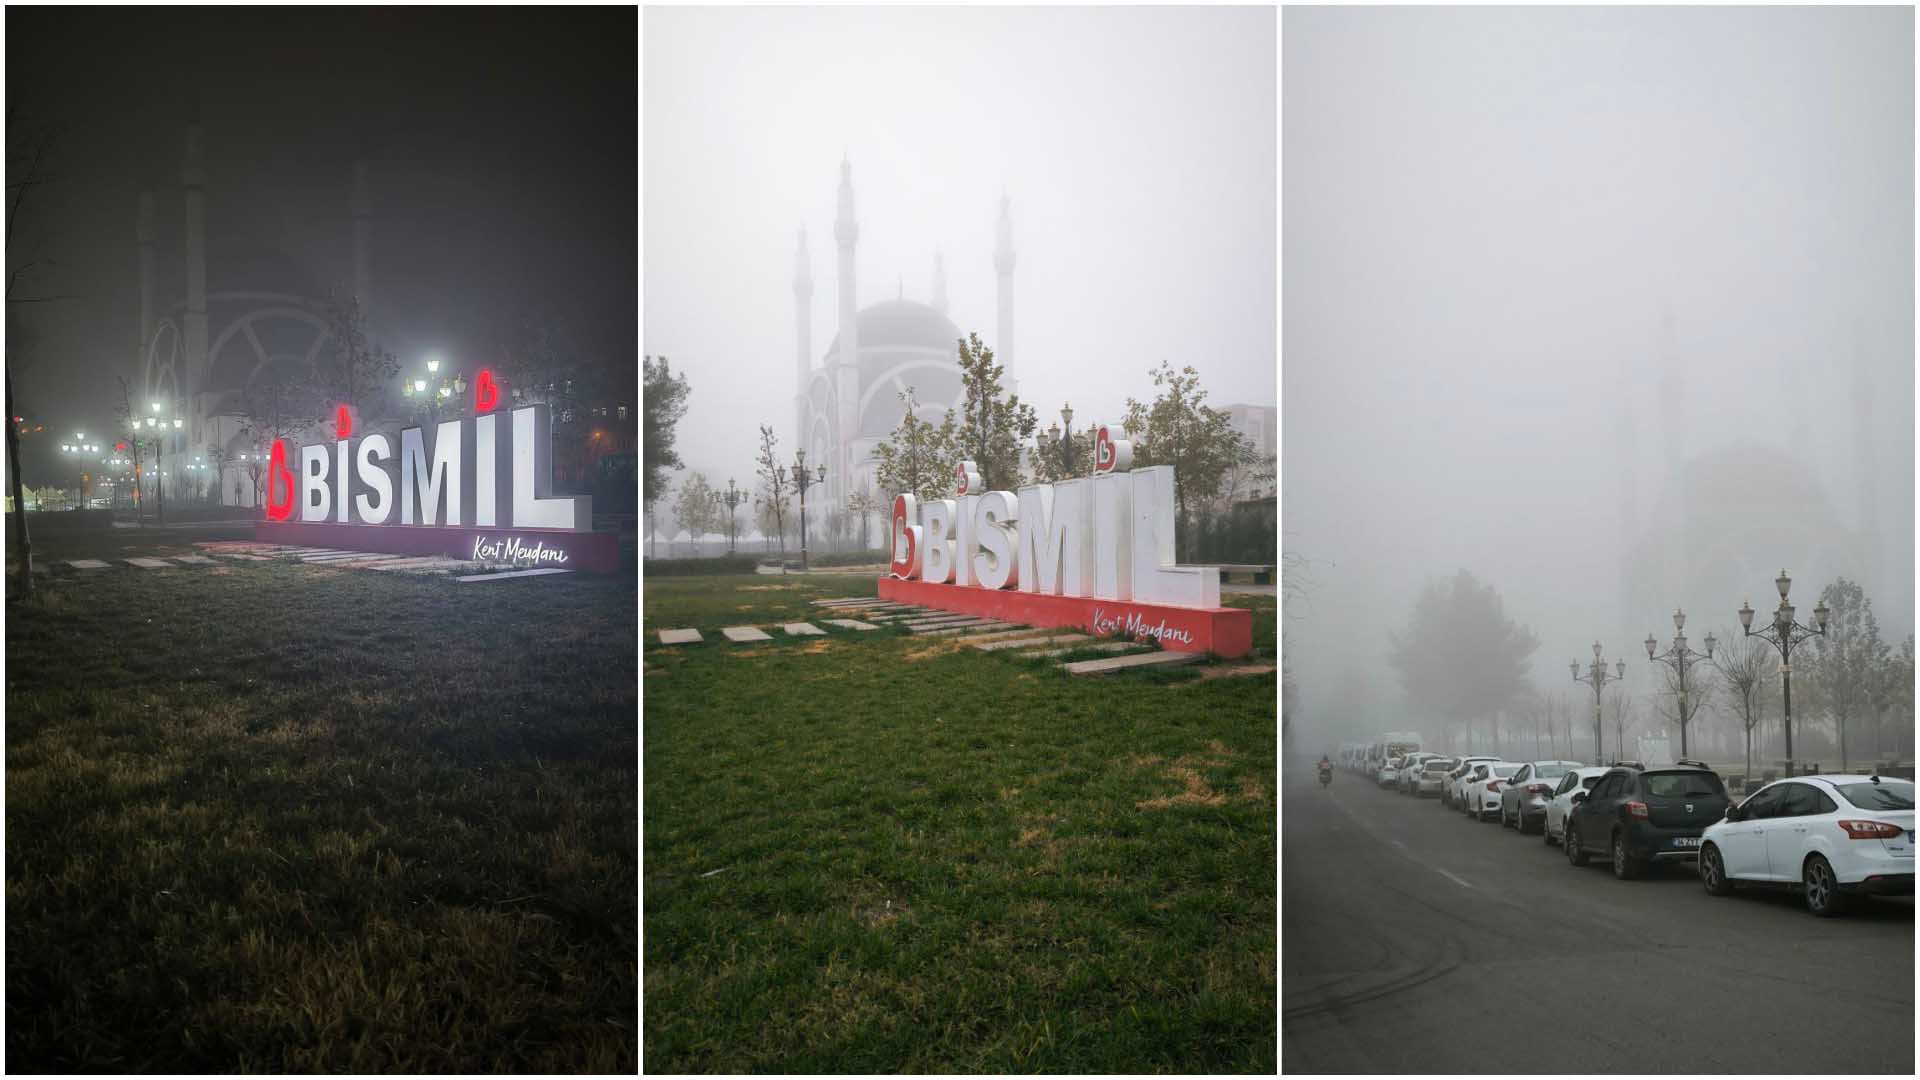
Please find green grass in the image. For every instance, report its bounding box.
[6,526,636,1072]
[643,574,1276,1072]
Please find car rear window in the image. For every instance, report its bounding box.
[1535,765,1570,779]
[1491,765,1520,778]
[1643,771,1725,798]
[1835,782,1915,811]
[1581,775,1602,790]
[1424,760,1456,772]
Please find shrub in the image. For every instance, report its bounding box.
[643,554,759,577]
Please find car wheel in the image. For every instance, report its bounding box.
[1700,844,1733,896]
[1543,816,1556,845]
[1803,854,1846,917]
[1565,823,1589,866]
[1612,833,1640,880]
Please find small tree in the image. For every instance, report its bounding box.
[943,332,1034,492]
[1806,578,1889,772]
[1712,629,1777,783]
[1648,655,1715,761]
[873,387,956,503]
[845,481,881,550]
[1122,360,1257,554]
[754,424,792,560]
[643,355,691,510]
[672,472,718,549]
[1607,687,1639,763]
[312,290,394,419]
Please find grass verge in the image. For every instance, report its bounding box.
[643,573,1276,1072]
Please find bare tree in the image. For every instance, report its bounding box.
[754,424,792,561]
[1711,629,1776,783]
[1647,658,1714,762]
[1607,687,1639,763]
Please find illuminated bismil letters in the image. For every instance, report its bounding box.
[284,403,590,532]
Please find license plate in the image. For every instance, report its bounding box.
[1672,837,1700,848]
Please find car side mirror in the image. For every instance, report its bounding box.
[1569,791,1586,804]
[1725,805,1741,822]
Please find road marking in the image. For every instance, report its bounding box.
[1433,867,1474,890]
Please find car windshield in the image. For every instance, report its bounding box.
[1643,771,1725,798]
[1491,765,1520,778]
[1534,765,1569,779]
[1835,782,1915,811]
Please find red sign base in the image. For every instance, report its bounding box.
[877,577,1252,658]
[255,520,621,573]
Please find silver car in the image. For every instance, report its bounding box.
[1413,756,1458,798]
[1396,752,1443,794]
[1500,760,1586,833]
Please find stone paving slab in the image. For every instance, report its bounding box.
[781,622,827,635]
[454,568,574,582]
[124,557,175,569]
[956,627,1047,643]
[916,620,1019,637]
[1062,651,1205,676]
[171,555,218,564]
[907,618,999,633]
[722,625,773,642]
[218,553,270,560]
[973,633,1091,652]
[66,559,111,569]
[821,619,880,631]
[900,614,982,626]
[366,557,465,572]
[1018,641,1148,659]
[659,628,704,644]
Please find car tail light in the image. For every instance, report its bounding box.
[1838,820,1904,840]
[1486,781,1502,792]
[1626,801,1649,820]
[1529,784,1552,796]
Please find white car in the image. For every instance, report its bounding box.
[1395,752,1443,794]
[1446,757,1499,809]
[1542,766,1612,847]
[1698,774,1915,916]
[1462,761,1522,821]
[1377,756,1407,787]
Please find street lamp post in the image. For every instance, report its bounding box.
[403,354,466,427]
[1645,609,1716,758]
[791,451,827,571]
[720,478,746,555]
[1571,642,1628,765]
[1739,571,1829,778]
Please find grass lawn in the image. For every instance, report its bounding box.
[643,573,1276,1073]
[5,523,637,1072]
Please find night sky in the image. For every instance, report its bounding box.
[5,7,636,461]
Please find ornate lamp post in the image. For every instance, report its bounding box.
[144,401,184,524]
[720,477,746,554]
[402,354,467,427]
[791,451,827,571]
[1739,571,1829,777]
[1572,642,1628,764]
[1645,608,1716,758]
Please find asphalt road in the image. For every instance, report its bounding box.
[1282,755,1914,1074]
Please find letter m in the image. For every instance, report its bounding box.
[1016,480,1094,596]
[400,420,464,525]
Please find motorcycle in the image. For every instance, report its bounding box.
[1318,764,1333,788]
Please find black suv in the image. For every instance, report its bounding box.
[1563,762,1731,879]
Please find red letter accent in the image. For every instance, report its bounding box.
[335,404,353,439]
[474,369,500,413]
[265,439,296,521]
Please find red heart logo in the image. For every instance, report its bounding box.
[265,439,296,521]
[1093,427,1116,473]
[474,369,500,412]
[335,404,352,439]
[889,493,920,578]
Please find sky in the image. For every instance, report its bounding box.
[5,7,636,475]
[1283,6,1914,746]
[643,5,1276,505]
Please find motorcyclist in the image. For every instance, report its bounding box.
[1318,755,1333,785]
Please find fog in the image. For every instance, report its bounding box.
[1283,8,1914,745]
[643,6,1275,523]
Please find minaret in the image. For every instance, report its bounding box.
[1851,328,1879,591]
[831,157,860,511]
[794,227,813,450]
[136,191,155,363]
[994,192,1015,394]
[182,118,208,437]
[931,252,947,315]
[352,158,371,325]
[1655,304,1684,625]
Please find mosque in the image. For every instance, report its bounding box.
[791,158,1015,522]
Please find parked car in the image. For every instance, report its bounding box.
[1500,761,1585,832]
[1463,762,1523,821]
[1396,752,1443,794]
[1442,756,1500,809]
[1377,755,1409,788]
[1414,756,1458,798]
[1563,763,1732,879]
[1698,774,1915,916]
[1542,766,1613,847]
